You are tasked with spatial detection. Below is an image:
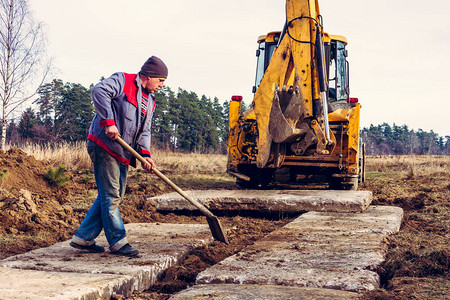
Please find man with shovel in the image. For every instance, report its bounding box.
[70,56,168,256]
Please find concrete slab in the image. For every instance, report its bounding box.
[0,266,130,300]
[196,206,403,293]
[170,284,360,299]
[0,223,212,299]
[151,189,373,213]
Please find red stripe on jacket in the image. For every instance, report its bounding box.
[99,119,115,127]
[88,134,131,165]
[140,149,151,157]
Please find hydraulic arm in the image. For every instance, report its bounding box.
[253,0,335,168]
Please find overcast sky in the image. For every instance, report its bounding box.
[30,0,449,137]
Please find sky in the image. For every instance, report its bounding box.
[30,0,449,137]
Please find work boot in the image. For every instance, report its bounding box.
[110,244,139,257]
[70,241,105,253]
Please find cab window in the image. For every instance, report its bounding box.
[254,41,266,90]
[254,41,277,91]
[328,40,349,102]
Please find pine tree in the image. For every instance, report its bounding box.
[34,79,63,127]
[54,83,94,141]
[17,108,37,140]
[153,86,175,149]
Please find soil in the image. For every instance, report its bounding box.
[0,148,78,257]
[361,168,449,299]
[0,149,448,299]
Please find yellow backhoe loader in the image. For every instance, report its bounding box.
[227,0,365,190]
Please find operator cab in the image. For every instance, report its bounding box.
[252,31,352,107]
[324,34,350,104]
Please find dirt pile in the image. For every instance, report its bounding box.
[0,149,53,195]
[0,149,81,258]
[0,188,75,234]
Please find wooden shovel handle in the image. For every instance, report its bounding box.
[115,137,214,217]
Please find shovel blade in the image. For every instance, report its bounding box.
[206,216,229,244]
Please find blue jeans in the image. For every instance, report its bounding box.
[72,140,129,252]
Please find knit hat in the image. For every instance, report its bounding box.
[140,56,168,78]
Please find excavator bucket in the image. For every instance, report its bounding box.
[269,85,309,143]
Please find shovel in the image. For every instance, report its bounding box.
[116,137,229,244]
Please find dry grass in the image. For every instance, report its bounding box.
[151,149,228,175]
[13,142,92,171]
[14,142,447,177]
[11,142,234,188]
[10,142,228,173]
[366,155,450,177]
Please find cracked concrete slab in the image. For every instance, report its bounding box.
[196,206,403,293]
[0,223,212,299]
[169,284,360,299]
[0,205,403,298]
[151,189,372,213]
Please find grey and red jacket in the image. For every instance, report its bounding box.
[87,72,155,167]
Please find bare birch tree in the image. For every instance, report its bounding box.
[0,0,50,149]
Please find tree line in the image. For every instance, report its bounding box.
[360,123,450,155]
[4,79,243,154]
[2,78,449,155]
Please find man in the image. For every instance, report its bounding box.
[70,56,168,256]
